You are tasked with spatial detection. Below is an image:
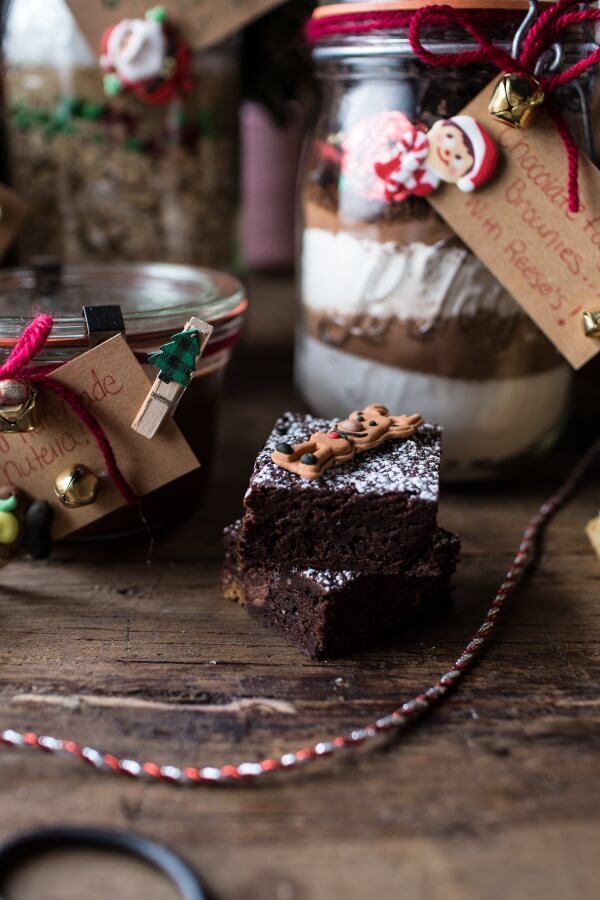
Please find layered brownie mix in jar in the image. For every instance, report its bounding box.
[0,262,247,538]
[297,1,599,479]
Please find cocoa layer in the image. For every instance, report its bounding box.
[303,307,561,380]
[303,186,455,247]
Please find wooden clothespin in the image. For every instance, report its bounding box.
[131,317,213,440]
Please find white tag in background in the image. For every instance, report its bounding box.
[66,0,285,52]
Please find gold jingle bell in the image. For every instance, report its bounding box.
[488,73,545,129]
[583,310,600,339]
[54,464,100,508]
[0,379,39,433]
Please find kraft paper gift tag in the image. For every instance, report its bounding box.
[67,0,285,52]
[429,81,600,370]
[0,335,199,539]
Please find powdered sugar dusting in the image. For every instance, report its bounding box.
[300,567,355,592]
[284,526,457,592]
[249,413,441,503]
[226,519,458,595]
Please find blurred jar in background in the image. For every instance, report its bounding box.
[241,101,304,271]
[3,0,239,268]
[239,0,316,271]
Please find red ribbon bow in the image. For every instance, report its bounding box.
[0,315,136,506]
[308,0,600,213]
[408,0,600,212]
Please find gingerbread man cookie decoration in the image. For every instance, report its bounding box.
[272,404,423,480]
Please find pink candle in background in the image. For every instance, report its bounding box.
[241,101,304,271]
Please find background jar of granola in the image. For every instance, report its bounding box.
[297,0,599,480]
[3,0,238,269]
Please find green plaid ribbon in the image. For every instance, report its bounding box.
[148,330,201,387]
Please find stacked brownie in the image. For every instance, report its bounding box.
[222,412,460,659]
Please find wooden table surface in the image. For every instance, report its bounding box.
[0,274,599,900]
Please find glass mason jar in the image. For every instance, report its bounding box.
[0,261,247,538]
[3,0,238,269]
[297,0,599,480]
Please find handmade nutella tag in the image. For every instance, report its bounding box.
[0,335,199,539]
[0,183,30,260]
[428,81,600,370]
[66,1,284,52]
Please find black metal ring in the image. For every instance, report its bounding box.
[0,827,207,900]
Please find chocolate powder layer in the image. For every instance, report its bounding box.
[303,195,455,246]
[303,308,560,379]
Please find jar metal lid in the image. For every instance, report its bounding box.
[0,262,247,352]
[311,1,590,60]
[313,0,554,17]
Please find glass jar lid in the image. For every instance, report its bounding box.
[314,1,553,15]
[0,262,247,351]
[311,0,564,59]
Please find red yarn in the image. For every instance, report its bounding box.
[305,7,522,44]
[30,374,137,507]
[547,104,581,213]
[0,314,54,381]
[308,0,600,214]
[0,314,137,507]
[407,5,514,71]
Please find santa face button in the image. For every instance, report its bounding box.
[426,116,498,193]
[99,6,191,106]
[372,112,498,201]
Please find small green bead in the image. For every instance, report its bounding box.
[146,5,167,22]
[300,453,318,466]
[124,136,144,153]
[0,495,18,513]
[60,97,79,115]
[103,73,122,97]
[80,101,104,120]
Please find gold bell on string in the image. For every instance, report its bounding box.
[582,310,600,339]
[488,73,545,129]
[54,464,100,508]
[0,379,39,433]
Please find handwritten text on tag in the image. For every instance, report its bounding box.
[429,81,600,370]
[0,335,199,539]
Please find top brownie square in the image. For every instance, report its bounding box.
[239,412,441,574]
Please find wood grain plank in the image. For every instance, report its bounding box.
[0,276,598,900]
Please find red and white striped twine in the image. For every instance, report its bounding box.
[2,438,599,786]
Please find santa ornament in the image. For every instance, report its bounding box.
[343,111,498,203]
[99,6,191,106]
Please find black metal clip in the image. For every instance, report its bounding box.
[82,305,126,348]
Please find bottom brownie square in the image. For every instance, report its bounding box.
[223,521,460,659]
